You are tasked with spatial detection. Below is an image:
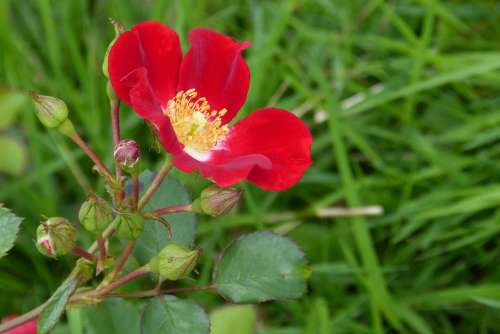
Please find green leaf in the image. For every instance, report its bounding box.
[83,298,141,334]
[0,205,22,259]
[133,171,196,266]
[0,136,27,175]
[38,260,94,334]
[38,277,79,334]
[211,305,256,334]
[140,296,209,334]
[0,89,26,130]
[214,232,309,303]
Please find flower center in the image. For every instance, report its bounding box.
[164,89,228,153]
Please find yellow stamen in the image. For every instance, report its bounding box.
[164,89,228,153]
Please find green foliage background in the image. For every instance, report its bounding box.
[2,0,500,333]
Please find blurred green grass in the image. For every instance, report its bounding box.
[2,0,500,332]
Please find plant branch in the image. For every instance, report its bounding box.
[72,246,96,262]
[110,240,135,280]
[88,220,116,254]
[67,131,114,182]
[109,284,215,298]
[148,204,192,217]
[138,159,172,210]
[132,173,139,210]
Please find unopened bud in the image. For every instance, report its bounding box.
[30,92,76,136]
[78,195,113,234]
[194,185,242,217]
[102,18,125,78]
[147,244,201,280]
[36,217,77,258]
[114,139,141,173]
[114,210,144,240]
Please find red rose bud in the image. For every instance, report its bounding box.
[114,210,144,240]
[114,139,141,173]
[36,217,77,258]
[29,92,76,136]
[194,185,242,217]
[78,195,113,234]
[147,244,201,280]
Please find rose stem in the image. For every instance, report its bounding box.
[138,159,172,210]
[149,205,192,216]
[97,235,107,260]
[109,284,215,298]
[132,173,140,210]
[108,240,135,281]
[72,246,97,262]
[97,265,149,296]
[67,131,114,182]
[110,100,125,203]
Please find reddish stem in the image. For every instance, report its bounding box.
[68,132,114,181]
[72,246,96,262]
[150,204,192,216]
[110,240,135,279]
[97,236,107,261]
[109,284,215,298]
[132,173,140,210]
[138,160,172,210]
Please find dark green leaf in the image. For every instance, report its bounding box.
[38,260,93,334]
[0,136,27,175]
[133,171,196,265]
[83,298,141,334]
[38,276,79,334]
[140,296,209,334]
[214,232,309,303]
[0,205,22,259]
[211,305,256,334]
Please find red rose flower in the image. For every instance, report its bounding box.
[1,315,37,334]
[108,21,312,191]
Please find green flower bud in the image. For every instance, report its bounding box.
[29,92,76,137]
[194,185,242,217]
[36,217,77,258]
[78,195,113,234]
[114,211,144,240]
[30,92,68,128]
[148,244,201,281]
[114,139,141,173]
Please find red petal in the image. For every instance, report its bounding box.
[108,21,181,107]
[178,28,250,124]
[228,108,312,190]
[172,150,271,188]
[2,315,37,334]
[169,108,312,190]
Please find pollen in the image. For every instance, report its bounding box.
[164,89,228,153]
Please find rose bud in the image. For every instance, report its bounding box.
[114,210,144,240]
[78,195,113,234]
[194,185,242,217]
[114,139,141,173]
[29,92,76,137]
[147,244,201,281]
[36,217,77,258]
